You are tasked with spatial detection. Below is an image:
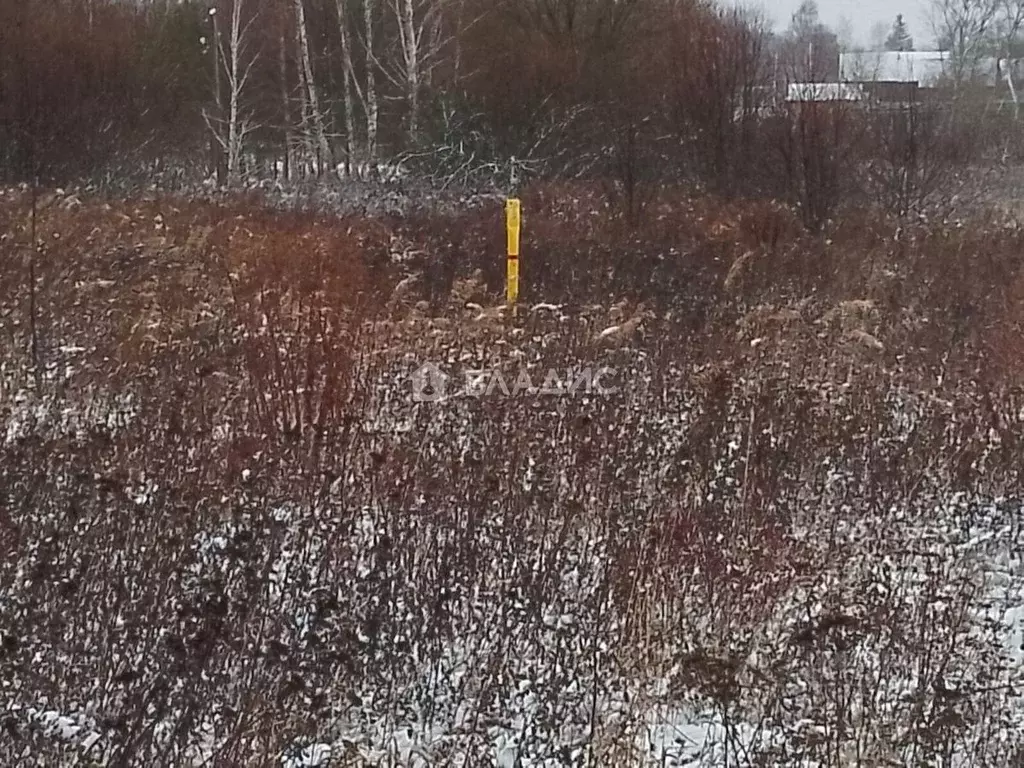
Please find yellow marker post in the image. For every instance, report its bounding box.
[505,198,521,312]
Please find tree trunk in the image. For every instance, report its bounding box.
[213,0,257,186]
[399,0,420,142]
[1005,62,1019,120]
[452,0,466,79]
[365,0,379,166]
[211,10,226,184]
[294,14,311,178]
[280,21,293,182]
[227,0,243,184]
[294,0,331,176]
[335,0,358,175]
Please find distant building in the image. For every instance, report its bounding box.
[839,50,1019,90]
[778,50,1024,114]
[839,51,952,87]
[786,82,866,102]
[860,81,920,105]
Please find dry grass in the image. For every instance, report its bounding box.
[2,185,1024,766]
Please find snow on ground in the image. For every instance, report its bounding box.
[3,310,1024,764]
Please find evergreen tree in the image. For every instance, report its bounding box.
[884,14,914,51]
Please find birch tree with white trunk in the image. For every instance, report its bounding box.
[365,0,380,166]
[203,0,261,186]
[385,0,447,143]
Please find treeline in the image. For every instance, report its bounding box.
[0,1,826,181]
[0,0,1014,226]
[0,0,207,181]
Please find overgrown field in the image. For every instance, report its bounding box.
[2,185,1024,766]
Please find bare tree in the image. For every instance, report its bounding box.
[332,0,381,172]
[869,20,889,51]
[386,0,446,143]
[774,96,859,229]
[499,0,646,64]
[932,0,999,86]
[836,15,856,52]
[278,5,295,181]
[783,0,840,81]
[664,3,771,192]
[860,97,962,217]
[294,0,332,175]
[365,0,380,165]
[335,0,359,173]
[450,0,469,78]
[203,0,261,186]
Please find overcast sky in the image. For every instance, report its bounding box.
[751,0,936,50]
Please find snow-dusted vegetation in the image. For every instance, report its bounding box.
[6,0,1024,760]
[2,187,1024,766]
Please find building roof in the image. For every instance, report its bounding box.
[786,82,867,102]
